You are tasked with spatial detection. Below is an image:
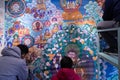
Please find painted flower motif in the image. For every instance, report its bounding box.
[48,49,52,51]
[80,39,84,44]
[54,44,59,48]
[46,62,50,66]
[76,37,80,40]
[52,48,56,51]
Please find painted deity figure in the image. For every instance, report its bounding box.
[33,21,43,32]
[67,50,78,64]
[12,34,20,46]
[37,0,44,4]
[44,29,51,39]
[52,24,59,34]
[11,3,20,12]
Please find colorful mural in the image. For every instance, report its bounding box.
[0,0,118,80]
[0,0,5,54]
[4,0,104,80]
[99,58,119,80]
[61,0,83,20]
[6,0,26,17]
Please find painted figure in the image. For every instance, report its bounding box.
[44,29,51,39]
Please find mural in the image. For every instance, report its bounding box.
[4,0,107,80]
[61,0,83,20]
[6,0,26,17]
[99,58,119,80]
[96,0,119,79]
[0,0,5,54]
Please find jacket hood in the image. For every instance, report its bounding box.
[57,68,76,80]
[1,47,21,58]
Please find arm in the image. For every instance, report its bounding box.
[74,74,82,80]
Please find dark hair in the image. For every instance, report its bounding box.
[17,44,28,55]
[60,56,73,68]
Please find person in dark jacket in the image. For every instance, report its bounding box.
[97,0,120,53]
[51,56,81,80]
[0,44,29,80]
[97,0,120,27]
[102,0,120,22]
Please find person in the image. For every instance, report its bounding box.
[67,50,78,65]
[0,44,29,80]
[51,56,81,80]
[17,44,29,59]
[96,0,105,8]
[97,0,120,28]
[97,0,120,53]
[102,0,120,22]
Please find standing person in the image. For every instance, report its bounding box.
[0,44,29,80]
[102,0,120,22]
[97,0,120,53]
[97,0,120,28]
[51,56,81,80]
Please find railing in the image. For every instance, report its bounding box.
[98,25,120,79]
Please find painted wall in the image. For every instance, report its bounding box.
[4,0,103,80]
[0,0,5,55]
[0,0,117,80]
[99,58,119,80]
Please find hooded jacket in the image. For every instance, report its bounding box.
[0,47,28,80]
[51,68,81,80]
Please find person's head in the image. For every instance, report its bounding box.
[17,44,29,59]
[60,56,73,68]
[36,22,40,27]
[96,0,105,8]
[67,50,78,63]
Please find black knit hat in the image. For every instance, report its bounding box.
[17,44,28,55]
[60,56,73,68]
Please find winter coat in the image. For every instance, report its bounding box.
[103,0,120,21]
[51,68,81,80]
[0,47,28,80]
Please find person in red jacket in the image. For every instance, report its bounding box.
[51,56,82,80]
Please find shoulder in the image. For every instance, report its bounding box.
[105,0,113,5]
[74,74,82,80]
[17,59,27,67]
[51,74,58,80]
